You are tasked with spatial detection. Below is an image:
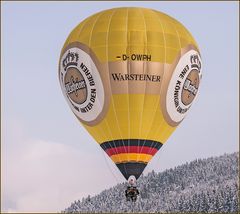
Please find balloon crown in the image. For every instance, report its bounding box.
[62,51,79,71]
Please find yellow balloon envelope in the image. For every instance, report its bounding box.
[58,7,202,180]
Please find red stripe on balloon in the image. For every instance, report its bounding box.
[105,146,158,156]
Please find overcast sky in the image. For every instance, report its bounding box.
[1,1,239,213]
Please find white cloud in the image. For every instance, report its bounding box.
[1,120,121,212]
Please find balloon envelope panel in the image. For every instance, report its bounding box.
[58,7,202,180]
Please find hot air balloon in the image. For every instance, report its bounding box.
[58,7,202,198]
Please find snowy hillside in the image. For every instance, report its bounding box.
[62,152,239,213]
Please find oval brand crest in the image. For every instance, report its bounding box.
[165,49,202,124]
[59,46,105,124]
[181,69,200,106]
[64,67,87,105]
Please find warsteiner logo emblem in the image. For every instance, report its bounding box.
[181,54,201,106]
[59,45,105,124]
[182,70,199,106]
[64,67,87,104]
[166,49,202,124]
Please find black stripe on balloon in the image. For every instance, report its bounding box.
[116,162,147,180]
[100,139,162,151]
